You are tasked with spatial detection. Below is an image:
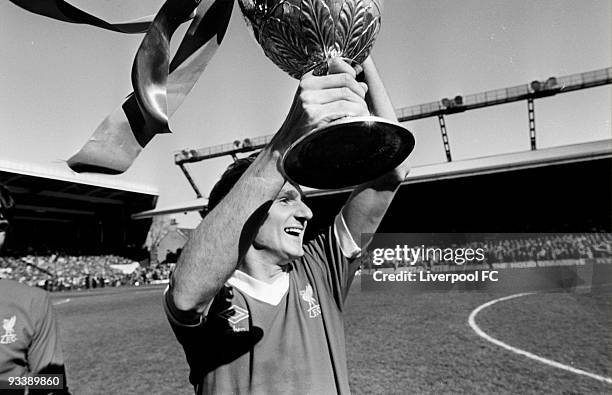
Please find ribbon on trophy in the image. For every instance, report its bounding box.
[7,0,153,33]
[9,0,235,174]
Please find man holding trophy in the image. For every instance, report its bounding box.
[166,42,412,395]
[165,54,409,394]
[163,0,412,393]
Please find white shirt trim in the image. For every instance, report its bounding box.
[334,211,362,259]
[227,270,289,306]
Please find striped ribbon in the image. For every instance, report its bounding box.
[9,0,235,174]
[8,0,153,33]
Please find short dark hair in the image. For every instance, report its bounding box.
[207,153,259,212]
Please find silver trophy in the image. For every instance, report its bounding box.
[239,0,414,189]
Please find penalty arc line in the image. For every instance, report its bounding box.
[468,292,612,385]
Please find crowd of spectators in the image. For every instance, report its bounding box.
[2,234,611,289]
[0,253,172,291]
[479,233,612,263]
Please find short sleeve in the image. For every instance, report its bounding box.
[302,212,362,310]
[28,293,64,374]
[333,211,361,259]
[27,292,71,394]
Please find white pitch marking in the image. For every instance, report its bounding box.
[468,292,612,385]
[53,298,71,306]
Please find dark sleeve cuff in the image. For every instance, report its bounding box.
[163,286,206,328]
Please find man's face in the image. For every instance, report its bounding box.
[252,182,313,262]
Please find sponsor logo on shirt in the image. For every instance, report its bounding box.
[218,305,249,332]
[300,284,321,318]
[1,315,17,344]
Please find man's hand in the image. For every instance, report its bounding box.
[271,58,369,153]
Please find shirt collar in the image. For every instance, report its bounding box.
[227,269,289,306]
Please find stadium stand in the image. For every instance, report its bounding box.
[303,140,612,234]
[0,159,158,256]
[0,160,165,291]
[0,254,172,290]
[2,233,610,290]
[2,142,610,292]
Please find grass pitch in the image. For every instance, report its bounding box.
[51,284,612,394]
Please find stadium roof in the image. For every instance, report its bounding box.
[132,197,207,219]
[132,139,611,219]
[309,139,612,197]
[0,159,158,223]
[0,159,158,196]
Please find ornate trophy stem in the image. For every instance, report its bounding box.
[240,0,415,189]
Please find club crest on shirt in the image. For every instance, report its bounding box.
[1,315,17,344]
[218,305,249,332]
[300,284,321,318]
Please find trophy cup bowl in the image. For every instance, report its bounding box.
[239,0,415,189]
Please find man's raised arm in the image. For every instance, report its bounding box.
[169,59,370,321]
[169,147,285,320]
[341,57,411,248]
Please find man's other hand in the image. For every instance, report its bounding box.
[272,58,369,153]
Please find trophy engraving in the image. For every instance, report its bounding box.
[239,0,381,79]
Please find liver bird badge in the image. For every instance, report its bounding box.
[1,315,17,344]
[300,285,321,318]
